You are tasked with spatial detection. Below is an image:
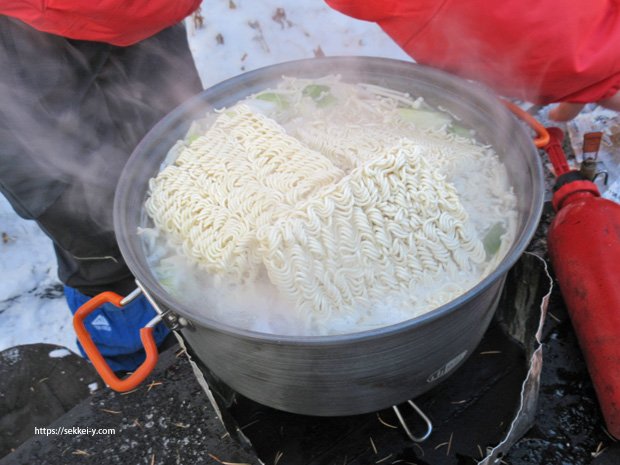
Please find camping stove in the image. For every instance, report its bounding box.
[178,254,550,465]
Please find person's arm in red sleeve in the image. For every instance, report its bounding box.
[549,96,620,121]
[326,0,620,121]
[0,0,201,46]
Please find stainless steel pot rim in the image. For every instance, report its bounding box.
[114,56,545,345]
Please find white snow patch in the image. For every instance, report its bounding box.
[186,0,411,88]
[88,382,99,393]
[1,346,21,365]
[0,195,78,353]
[48,348,72,358]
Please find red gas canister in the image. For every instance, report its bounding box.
[546,132,620,439]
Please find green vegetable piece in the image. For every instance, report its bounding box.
[483,222,505,257]
[187,134,200,144]
[255,92,289,109]
[450,124,473,139]
[302,84,337,107]
[397,108,452,130]
[302,84,330,99]
[316,94,337,108]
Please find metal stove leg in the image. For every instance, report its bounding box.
[392,400,433,443]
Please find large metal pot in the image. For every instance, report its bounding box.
[108,57,544,416]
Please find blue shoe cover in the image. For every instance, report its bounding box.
[65,286,170,373]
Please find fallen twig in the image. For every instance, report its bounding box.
[100,408,121,415]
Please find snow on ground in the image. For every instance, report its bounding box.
[0,0,408,353]
[186,0,410,88]
[0,195,78,353]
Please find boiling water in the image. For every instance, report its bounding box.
[140,76,518,336]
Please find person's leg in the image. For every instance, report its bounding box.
[33,23,204,297]
[0,18,202,370]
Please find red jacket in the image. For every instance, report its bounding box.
[0,0,201,46]
[326,0,620,104]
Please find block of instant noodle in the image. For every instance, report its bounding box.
[146,102,486,329]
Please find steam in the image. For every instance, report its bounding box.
[140,76,518,336]
[0,19,202,238]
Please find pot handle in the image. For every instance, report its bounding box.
[73,291,160,392]
[502,100,550,148]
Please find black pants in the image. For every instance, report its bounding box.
[0,17,203,296]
